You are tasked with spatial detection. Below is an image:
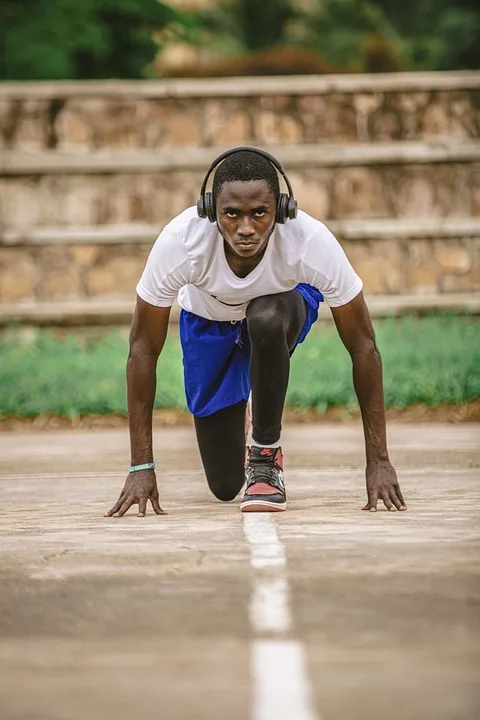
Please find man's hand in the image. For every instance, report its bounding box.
[363,459,407,512]
[104,469,167,518]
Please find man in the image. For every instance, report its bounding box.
[105,147,406,517]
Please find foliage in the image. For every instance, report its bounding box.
[289,315,480,410]
[374,0,480,70]
[188,0,480,73]
[297,0,480,72]
[0,0,178,80]
[0,317,478,418]
[1,0,478,79]
[195,0,298,54]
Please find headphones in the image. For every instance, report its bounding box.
[197,146,298,224]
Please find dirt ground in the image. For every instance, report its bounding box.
[0,422,479,720]
[1,399,479,432]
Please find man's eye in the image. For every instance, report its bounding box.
[254,211,266,218]
[226,212,238,218]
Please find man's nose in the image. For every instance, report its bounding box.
[237,216,255,236]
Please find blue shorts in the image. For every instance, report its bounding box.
[179,284,323,417]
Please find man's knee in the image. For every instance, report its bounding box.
[246,295,287,340]
[207,473,244,502]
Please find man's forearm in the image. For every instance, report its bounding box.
[127,352,157,465]
[351,346,389,464]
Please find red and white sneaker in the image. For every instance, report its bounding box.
[241,446,286,512]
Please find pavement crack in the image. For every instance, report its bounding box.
[195,551,207,567]
[42,549,71,563]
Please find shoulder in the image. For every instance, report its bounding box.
[278,210,333,245]
[163,206,216,248]
[275,211,337,264]
[148,207,216,283]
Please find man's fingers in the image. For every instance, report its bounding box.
[381,492,396,512]
[390,491,404,511]
[362,489,378,512]
[137,496,147,517]
[395,485,407,509]
[150,494,167,515]
[114,497,136,517]
[104,494,125,517]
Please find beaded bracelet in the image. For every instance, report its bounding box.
[129,462,156,473]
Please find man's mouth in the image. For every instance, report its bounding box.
[236,240,258,248]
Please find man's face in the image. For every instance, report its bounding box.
[216,180,276,259]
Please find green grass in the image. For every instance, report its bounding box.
[0,316,478,418]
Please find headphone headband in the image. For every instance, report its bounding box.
[199,145,295,201]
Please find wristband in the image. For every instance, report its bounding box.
[129,462,156,473]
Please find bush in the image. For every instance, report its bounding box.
[0,317,478,418]
[1,0,177,80]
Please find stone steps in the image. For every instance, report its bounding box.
[3,141,480,174]
[1,293,479,328]
[1,141,479,228]
[1,72,478,326]
[1,218,478,314]
[1,72,478,151]
[2,71,479,98]
[3,217,479,246]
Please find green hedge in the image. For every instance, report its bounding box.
[0,316,478,418]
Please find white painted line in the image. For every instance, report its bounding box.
[242,513,287,569]
[252,640,319,720]
[250,577,291,634]
[243,514,320,719]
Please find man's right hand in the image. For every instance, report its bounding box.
[104,469,167,518]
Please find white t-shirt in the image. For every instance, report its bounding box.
[137,207,363,321]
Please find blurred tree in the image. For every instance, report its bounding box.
[298,0,396,72]
[2,0,478,79]
[188,0,479,73]
[374,0,480,70]
[300,0,480,72]
[362,33,403,73]
[196,0,298,53]
[0,0,178,80]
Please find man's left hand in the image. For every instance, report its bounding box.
[363,460,407,512]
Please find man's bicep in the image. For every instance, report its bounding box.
[330,291,376,355]
[130,296,172,357]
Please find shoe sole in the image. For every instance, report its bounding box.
[240,499,287,512]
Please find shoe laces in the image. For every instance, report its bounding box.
[247,452,280,488]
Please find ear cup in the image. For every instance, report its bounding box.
[287,196,298,220]
[197,196,207,218]
[204,192,216,223]
[276,193,289,224]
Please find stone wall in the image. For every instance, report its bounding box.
[1,159,478,229]
[2,222,479,307]
[1,73,479,151]
[1,72,479,323]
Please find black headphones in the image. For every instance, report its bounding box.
[197,146,298,224]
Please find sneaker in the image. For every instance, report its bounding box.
[241,446,286,512]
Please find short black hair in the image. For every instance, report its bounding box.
[212,150,280,203]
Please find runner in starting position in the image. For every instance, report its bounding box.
[106,147,407,517]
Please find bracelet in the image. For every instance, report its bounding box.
[129,462,156,473]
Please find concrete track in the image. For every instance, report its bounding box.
[0,423,478,720]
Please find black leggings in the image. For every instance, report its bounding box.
[194,290,307,501]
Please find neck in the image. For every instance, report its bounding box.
[223,240,269,278]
